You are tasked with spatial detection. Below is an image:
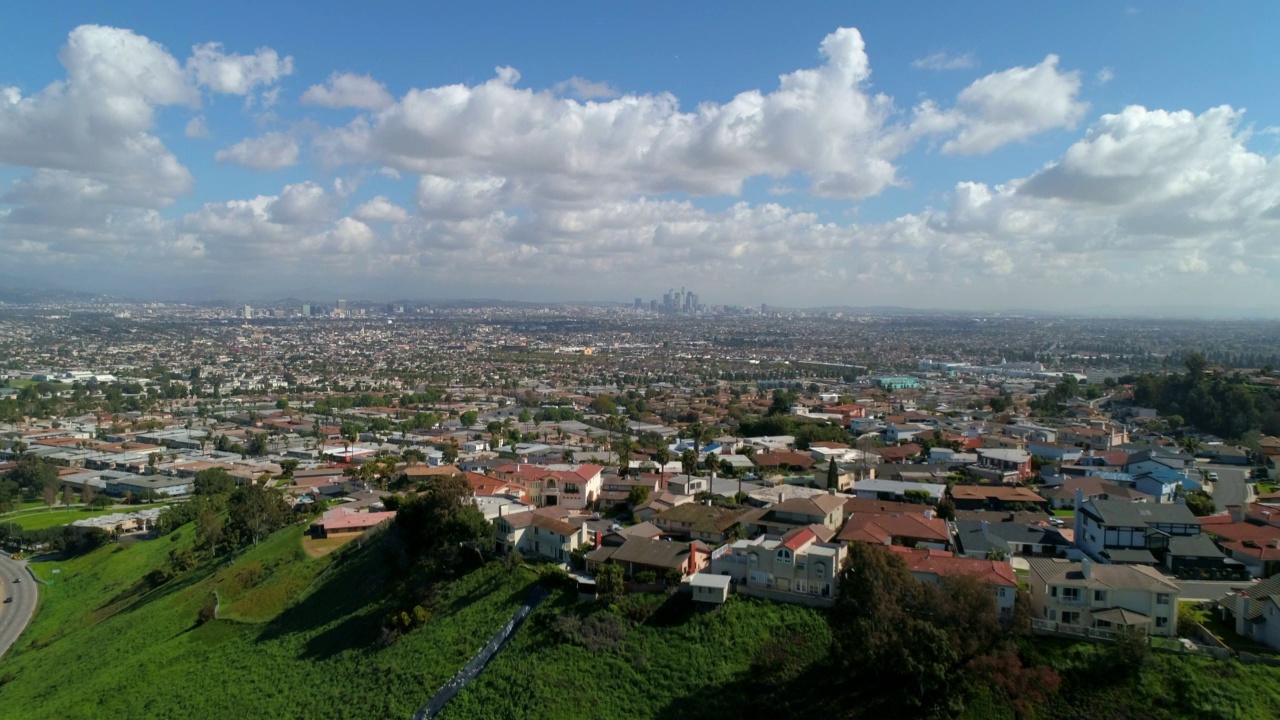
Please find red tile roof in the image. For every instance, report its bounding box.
[890,546,1017,587]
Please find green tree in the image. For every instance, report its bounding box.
[627,485,650,507]
[595,563,625,603]
[394,475,491,566]
[590,395,617,415]
[826,460,840,490]
[226,484,290,547]
[459,411,479,428]
[193,468,236,496]
[680,448,698,476]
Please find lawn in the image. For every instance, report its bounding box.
[1052,508,1076,517]
[0,525,537,720]
[301,533,359,558]
[1,505,168,531]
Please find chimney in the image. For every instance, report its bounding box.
[1237,593,1251,637]
[1081,557,1093,580]
[594,529,602,549]
[924,508,935,520]
[1228,505,1244,523]
[687,546,697,576]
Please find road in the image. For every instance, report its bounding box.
[0,553,39,659]
[1203,463,1250,508]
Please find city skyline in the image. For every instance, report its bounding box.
[2,3,1280,312]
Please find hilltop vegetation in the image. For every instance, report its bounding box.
[5,519,1280,719]
[0,524,535,720]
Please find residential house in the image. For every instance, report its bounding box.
[1026,557,1181,637]
[850,478,945,505]
[738,494,846,537]
[975,448,1033,481]
[494,510,586,563]
[837,508,952,550]
[1058,424,1128,451]
[310,507,397,539]
[1075,495,1205,565]
[709,527,846,605]
[1201,505,1280,578]
[955,519,1070,559]
[1217,575,1280,651]
[585,536,708,579]
[751,451,815,473]
[891,546,1018,615]
[492,463,604,509]
[653,503,745,544]
[949,484,1049,512]
[1039,476,1148,510]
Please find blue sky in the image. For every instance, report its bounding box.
[2,2,1279,311]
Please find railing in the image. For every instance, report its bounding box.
[1030,618,1116,641]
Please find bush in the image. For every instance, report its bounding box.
[634,570,658,584]
[550,612,629,652]
[538,564,573,589]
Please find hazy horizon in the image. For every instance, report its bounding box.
[3,3,1280,312]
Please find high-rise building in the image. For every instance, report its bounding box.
[634,298,642,309]
[242,304,253,319]
[301,304,311,317]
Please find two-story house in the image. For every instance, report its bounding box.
[1075,494,1203,565]
[492,463,604,509]
[1026,557,1180,637]
[709,527,846,604]
[493,510,585,563]
[738,494,846,537]
[975,448,1033,482]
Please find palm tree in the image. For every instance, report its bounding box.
[654,446,672,488]
[704,451,718,479]
[681,449,698,477]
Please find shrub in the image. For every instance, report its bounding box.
[550,612,629,652]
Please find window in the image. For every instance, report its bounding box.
[1156,593,1171,606]
[1156,617,1168,628]
[748,553,758,566]
[1062,611,1081,625]
[1051,586,1058,597]
[1094,590,1107,603]
[777,549,792,565]
[814,563,825,576]
[1061,587,1081,602]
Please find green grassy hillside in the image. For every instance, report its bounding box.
[0,527,535,720]
[7,528,1280,720]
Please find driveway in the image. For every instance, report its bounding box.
[0,553,39,659]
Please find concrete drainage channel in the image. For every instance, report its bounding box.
[411,585,550,720]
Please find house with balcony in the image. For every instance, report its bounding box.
[709,527,846,606]
[492,462,604,509]
[1026,557,1181,637]
[975,448,1033,482]
[493,510,586,563]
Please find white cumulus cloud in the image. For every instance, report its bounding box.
[215,132,300,170]
[301,72,394,110]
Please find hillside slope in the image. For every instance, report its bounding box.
[0,527,534,720]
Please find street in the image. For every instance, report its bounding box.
[1203,463,1250,508]
[0,553,39,659]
